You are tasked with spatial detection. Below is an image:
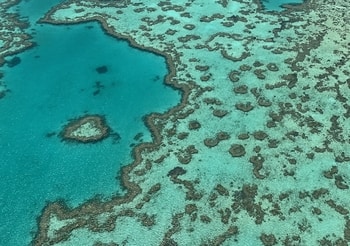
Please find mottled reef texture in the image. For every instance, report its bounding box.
[0,0,32,66]
[30,0,350,245]
[60,115,110,143]
[0,0,33,100]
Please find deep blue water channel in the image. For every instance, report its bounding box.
[0,1,180,245]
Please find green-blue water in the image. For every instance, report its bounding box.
[0,2,180,246]
[261,0,304,11]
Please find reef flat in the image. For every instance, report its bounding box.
[0,0,32,100]
[0,0,181,244]
[60,115,111,143]
[0,0,32,66]
[34,0,350,245]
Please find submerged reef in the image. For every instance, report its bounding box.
[33,0,350,245]
[0,77,9,99]
[60,115,110,143]
[0,0,32,66]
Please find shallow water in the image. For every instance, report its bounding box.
[0,4,180,246]
[261,0,304,11]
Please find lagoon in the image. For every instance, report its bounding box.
[261,0,304,11]
[0,14,180,246]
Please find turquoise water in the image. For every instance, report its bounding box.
[0,3,180,246]
[11,0,62,24]
[261,0,304,11]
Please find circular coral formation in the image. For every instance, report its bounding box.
[212,109,228,118]
[177,153,191,164]
[195,65,209,71]
[266,63,279,72]
[228,70,240,82]
[233,85,248,94]
[200,75,211,81]
[204,138,219,148]
[216,131,230,141]
[260,233,277,246]
[235,102,254,112]
[204,132,230,148]
[238,133,250,140]
[229,144,246,157]
[252,130,268,140]
[253,69,266,79]
[239,64,251,71]
[167,166,186,178]
[60,115,110,143]
[183,24,195,30]
[253,61,264,67]
[257,97,272,107]
[188,120,201,130]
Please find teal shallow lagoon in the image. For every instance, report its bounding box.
[0,18,180,246]
[260,0,304,11]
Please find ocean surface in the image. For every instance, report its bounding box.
[261,0,304,11]
[0,1,180,245]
